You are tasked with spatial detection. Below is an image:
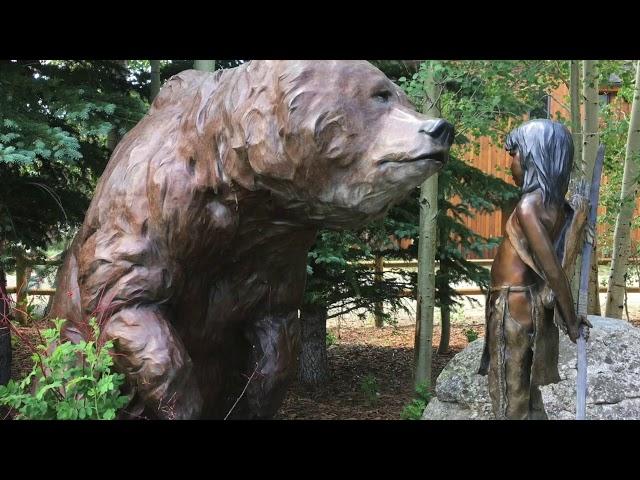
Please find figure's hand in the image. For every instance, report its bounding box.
[567,323,579,343]
[579,314,593,341]
[567,314,592,343]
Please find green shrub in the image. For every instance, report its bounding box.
[463,328,479,343]
[0,317,130,420]
[360,373,380,406]
[326,331,337,347]
[400,381,432,420]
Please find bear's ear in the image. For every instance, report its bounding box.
[271,63,335,169]
[150,70,208,114]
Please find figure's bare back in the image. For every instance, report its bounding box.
[492,190,566,287]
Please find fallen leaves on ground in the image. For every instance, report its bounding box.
[275,324,479,420]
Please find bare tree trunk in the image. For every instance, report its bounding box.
[415,61,440,389]
[570,60,584,177]
[44,247,68,317]
[437,217,450,355]
[0,267,11,385]
[150,60,161,102]
[298,305,329,388]
[569,60,584,306]
[582,60,602,315]
[606,61,640,318]
[374,254,384,328]
[194,60,216,72]
[437,304,450,355]
[107,60,129,153]
[582,60,600,184]
[14,254,31,325]
[106,129,119,153]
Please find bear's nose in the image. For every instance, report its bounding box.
[419,119,455,147]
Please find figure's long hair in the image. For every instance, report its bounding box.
[504,119,573,206]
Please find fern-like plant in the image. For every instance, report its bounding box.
[0,318,130,420]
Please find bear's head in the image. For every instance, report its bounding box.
[227,60,454,228]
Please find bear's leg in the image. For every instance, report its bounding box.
[232,312,301,419]
[102,305,203,420]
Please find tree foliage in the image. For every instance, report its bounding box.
[304,229,414,322]
[0,60,148,265]
[0,59,244,268]
[593,61,640,257]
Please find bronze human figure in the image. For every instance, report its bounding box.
[478,119,592,420]
[49,61,454,419]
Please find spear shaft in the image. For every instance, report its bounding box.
[576,144,605,420]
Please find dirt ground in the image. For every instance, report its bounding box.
[275,324,470,420]
[5,319,474,421]
[6,293,640,420]
[7,322,47,388]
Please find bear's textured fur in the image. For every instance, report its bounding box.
[49,61,453,419]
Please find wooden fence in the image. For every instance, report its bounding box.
[7,258,637,310]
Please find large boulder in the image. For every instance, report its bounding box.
[423,316,640,420]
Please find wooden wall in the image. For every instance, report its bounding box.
[459,84,640,258]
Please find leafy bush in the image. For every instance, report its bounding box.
[360,374,380,406]
[463,328,479,343]
[400,381,432,420]
[0,318,130,420]
[326,331,337,347]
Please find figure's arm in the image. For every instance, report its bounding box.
[516,196,583,342]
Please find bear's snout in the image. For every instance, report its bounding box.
[419,119,455,148]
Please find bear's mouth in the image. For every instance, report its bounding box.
[378,149,449,166]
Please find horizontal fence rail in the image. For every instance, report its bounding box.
[7,284,639,299]
[4,257,637,301]
[357,258,617,268]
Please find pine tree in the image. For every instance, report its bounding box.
[298,228,415,387]
[0,60,148,319]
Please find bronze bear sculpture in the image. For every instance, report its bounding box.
[49,60,454,419]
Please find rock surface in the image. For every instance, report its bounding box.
[422,316,640,420]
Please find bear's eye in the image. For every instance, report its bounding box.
[372,90,393,103]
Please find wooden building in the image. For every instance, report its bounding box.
[461,82,640,259]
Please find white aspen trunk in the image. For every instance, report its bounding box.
[582,60,602,315]
[571,60,584,176]
[194,60,216,72]
[569,60,583,307]
[605,61,640,318]
[415,61,440,389]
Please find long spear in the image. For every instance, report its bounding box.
[576,144,605,420]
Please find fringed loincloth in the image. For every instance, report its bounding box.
[478,284,560,419]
